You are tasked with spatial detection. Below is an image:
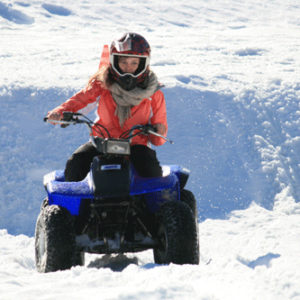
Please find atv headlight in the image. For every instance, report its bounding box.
[106,140,131,155]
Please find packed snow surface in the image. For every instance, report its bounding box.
[1,0,300,299]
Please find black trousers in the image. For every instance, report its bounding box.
[64,141,162,182]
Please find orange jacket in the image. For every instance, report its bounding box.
[52,81,168,146]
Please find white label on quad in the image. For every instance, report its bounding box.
[101,164,121,171]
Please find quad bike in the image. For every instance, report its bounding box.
[35,112,199,272]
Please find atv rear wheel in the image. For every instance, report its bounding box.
[35,204,83,272]
[153,200,199,265]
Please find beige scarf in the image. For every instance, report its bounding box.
[109,71,159,127]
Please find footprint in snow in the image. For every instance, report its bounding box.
[42,4,72,16]
[237,253,280,269]
[234,48,265,56]
[0,2,34,24]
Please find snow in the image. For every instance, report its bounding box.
[1,0,300,299]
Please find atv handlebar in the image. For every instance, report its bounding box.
[44,112,174,144]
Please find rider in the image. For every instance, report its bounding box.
[47,32,168,181]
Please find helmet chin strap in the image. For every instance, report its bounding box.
[117,74,137,91]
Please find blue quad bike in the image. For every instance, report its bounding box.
[35,112,199,272]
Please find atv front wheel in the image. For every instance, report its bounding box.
[153,200,199,265]
[181,189,199,259]
[181,189,197,220]
[35,204,83,272]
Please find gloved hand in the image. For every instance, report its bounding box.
[46,111,62,124]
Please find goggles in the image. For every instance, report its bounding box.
[110,53,150,78]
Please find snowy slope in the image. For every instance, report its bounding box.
[1,0,300,299]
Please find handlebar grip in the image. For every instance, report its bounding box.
[62,111,75,121]
[144,124,157,133]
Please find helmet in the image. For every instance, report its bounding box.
[109,32,151,90]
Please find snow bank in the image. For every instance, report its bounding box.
[2,82,300,236]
